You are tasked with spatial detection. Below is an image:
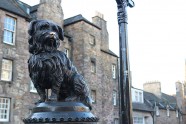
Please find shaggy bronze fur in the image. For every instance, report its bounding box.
[28,20,92,109]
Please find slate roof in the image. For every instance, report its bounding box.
[0,0,30,19]
[64,14,101,29]
[143,91,177,110]
[132,87,178,113]
[101,49,118,58]
[132,102,153,112]
[30,4,39,13]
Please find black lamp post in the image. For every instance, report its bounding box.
[115,0,134,124]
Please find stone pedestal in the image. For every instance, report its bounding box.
[23,102,98,124]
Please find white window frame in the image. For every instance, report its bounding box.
[167,108,170,117]
[155,106,160,116]
[139,92,142,103]
[1,59,13,81]
[132,89,144,103]
[30,81,37,93]
[135,91,138,102]
[113,91,117,106]
[176,110,179,118]
[89,34,95,45]
[0,97,10,122]
[133,117,144,124]
[91,90,96,103]
[64,48,69,58]
[112,64,116,79]
[114,118,119,124]
[166,105,170,117]
[3,16,16,45]
[91,61,96,73]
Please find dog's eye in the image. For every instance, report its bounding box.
[40,25,49,30]
[52,27,58,32]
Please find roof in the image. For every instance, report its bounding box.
[64,14,101,29]
[101,49,118,58]
[132,102,153,112]
[0,0,30,19]
[132,87,178,112]
[144,91,177,110]
[30,4,39,13]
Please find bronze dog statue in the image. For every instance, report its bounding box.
[28,20,92,109]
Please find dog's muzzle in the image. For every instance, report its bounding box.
[50,32,56,38]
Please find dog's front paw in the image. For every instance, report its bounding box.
[49,93,58,101]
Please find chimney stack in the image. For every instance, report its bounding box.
[143,81,162,98]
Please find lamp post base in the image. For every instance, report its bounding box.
[23,102,98,124]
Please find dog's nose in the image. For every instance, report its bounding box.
[50,32,55,36]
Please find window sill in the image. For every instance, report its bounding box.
[91,72,96,74]
[0,80,12,84]
[114,105,119,109]
[30,91,37,94]
[3,42,15,46]
[92,102,96,104]
[0,121,10,123]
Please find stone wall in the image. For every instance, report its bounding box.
[0,7,70,124]
[64,20,119,124]
[175,81,186,124]
[154,110,180,124]
[92,14,109,51]
[133,111,153,124]
[37,0,64,26]
[0,10,38,123]
[0,0,118,123]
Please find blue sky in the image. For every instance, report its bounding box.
[21,0,186,95]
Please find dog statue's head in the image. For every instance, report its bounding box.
[28,20,64,54]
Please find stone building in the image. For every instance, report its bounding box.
[175,81,186,123]
[131,87,154,124]
[0,0,119,124]
[132,81,184,124]
[143,81,183,124]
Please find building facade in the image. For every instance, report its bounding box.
[132,81,184,124]
[132,88,154,124]
[175,81,186,123]
[143,81,183,124]
[0,0,119,124]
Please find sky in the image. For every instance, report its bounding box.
[21,0,186,95]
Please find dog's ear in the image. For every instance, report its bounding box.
[28,20,38,36]
[57,26,64,41]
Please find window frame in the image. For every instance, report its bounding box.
[155,106,160,116]
[176,110,179,118]
[114,118,119,124]
[113,90,117,106]
[1,59,13,82]
[133,117,144,124]
[166,105,170,117]
[91,90,96,104]
[3,15,16,45]
[90,60,96,73]
[112,64,116,79]
[0,97,11,122]
[89,34,96,46]
[132,89,144,103]
[64,48,69,58]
